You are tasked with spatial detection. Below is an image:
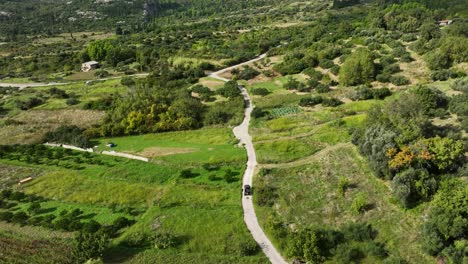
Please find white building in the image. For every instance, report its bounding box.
[81,61,99,72]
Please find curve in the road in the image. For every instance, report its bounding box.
[209,55,288,264]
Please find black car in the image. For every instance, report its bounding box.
[244,185,252,196]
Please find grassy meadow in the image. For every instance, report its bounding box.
[0,127,267,263]
[248,75,434,263]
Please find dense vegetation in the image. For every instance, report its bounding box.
[0,0,467,263]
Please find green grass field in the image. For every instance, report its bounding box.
[248,77,434,263]
[0,127,266,263]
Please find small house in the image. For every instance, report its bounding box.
[438,20,453,26]
[18,177,33,185]
[81,61,99,72]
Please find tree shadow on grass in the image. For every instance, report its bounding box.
[79,213,97,220]
[38,207,56,214]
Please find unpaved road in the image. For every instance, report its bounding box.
[0,73,149,90]
[210,54,288,264]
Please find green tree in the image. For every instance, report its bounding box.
[339,48,375,86]
[423,136,464,171]
[72,232,109,263]
[419,23,441,41]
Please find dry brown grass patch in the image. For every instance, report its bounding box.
[0,109,104,145]
[138,147,197,158]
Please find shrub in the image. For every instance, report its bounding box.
[337,176,349,196]
[316,84,331,93]
[351,193,367,214]
[319,59,335,69]
[217,80,240,98]
[322,98,343,107]
[48,87,69,98]
[72,232,109,263]
[94,70,110,78]
[179,169,195,179]
[335,243,363,263]
[256,183,277,207]
[113,217,134,230]
[224,169,237,183]
[376,73,391,83]
[16,97,45,110]
[66,97,80,105]
[451,77,468,92]
[251,88,269,96]
[11,212,29,224]
[251,107,267,118]
[342,223,374,241]
[153,231,177,249]
[383,64,400,74]
[284,77,305,90]
[236,238,259,256]
[120,77,135,87]
[339,48,375,86]
[372,87,392,99]
[390,76,410,86]
[303,68,323,80]
[238,66,260,80]
[350,85,373,101]
[401,33,417,42]
[430,70,460,81]
[299,96,323,107]
[330,65,341,75]
[43,125,91,148]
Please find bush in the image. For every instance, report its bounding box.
[383,64,400,74]
[251,107,267,118]
[179,169,196,178]
[350,85,373,101]
[11,212,29,224]
[72,232,109,263]
[66,97,80,105]
[322,98,343,107]
[284,77,305,90]
[43,125,91,148]
[351,193,367,214]
[376,73,391,83]
[236,238,259,256]
[238,66,260,80]
[120,77,135,87]
[49,87,69,98]
[330,65,341,75]
[153,231,177,249]
[337,176,349,196]
[342,223,374,242]
[319,59,335,69]
[335,243,363,263]
[256,183,277,207]
[16,97,45,110]
[299,96,323,107]
[94,70,110,78]
[451,77,468,92]
[251,88,270,96]
[339,48,375,86]
[390,76,410,86]
[217,81,240,98]
[372,87,392,99]
[316,84,331,93]
[430,70,460,81]
[224,169,237,183]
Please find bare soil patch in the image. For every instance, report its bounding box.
[138,147,197,158]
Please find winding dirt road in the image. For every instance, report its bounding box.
[210,55,288,264]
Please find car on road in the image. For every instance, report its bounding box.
[244,185,252,196]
